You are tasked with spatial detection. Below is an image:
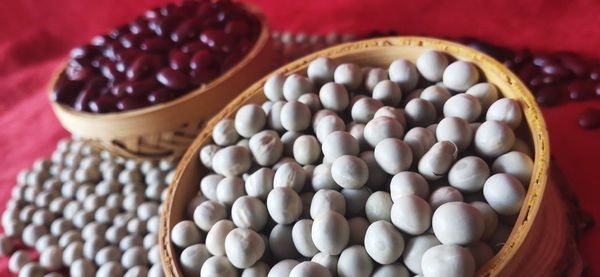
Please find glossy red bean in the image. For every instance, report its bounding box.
[102,42,125,61]
[129,17,150,35]
[181,41,207,53]
[156,68,190,90]
[170,18,203,43]
[189,50,211,70]
[91,56,110,68]
[51,80,85,105]
[513,49,532,65]
[224,20,250,37]
[119,33,140,49]
[567,80,593,101]
[195,1,215,17]
[160,3,177,16]
[169,49,190,71]
[145,7,162,19]
[101,62,125,82]
[116,48,143,67]
[541,62,572,78]
[190,68,218,86]
[66,65,94,81]
[535,86,561,106]
[578,107,600,129]
[518,63,539,84]
[200,29,234,52]
[70,45,99,59]
[109,25,130,39]
[557,52,589,78]
[127,55,155,81]
[111,82,129,98]
[147,88,175,104]
[74,77,106,111]
[126,78,161,97]
[116,96,150,111]
[589,66,600,81]
[140,37,172,53]
[533,55,555,67]
[91,35,111,46]
[594,82,600,97]
[89,94,118,113]
[149,15,182,37]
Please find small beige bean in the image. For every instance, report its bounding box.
[418,141,458,180]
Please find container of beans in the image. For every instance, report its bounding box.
[49,0,273,159]
[159,36,559,277]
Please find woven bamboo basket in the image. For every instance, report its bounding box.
[160,36,581,276]
[48,2,273,160]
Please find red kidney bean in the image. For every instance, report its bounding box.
[126,78,161,97]
[89,94,118,113]
[116,96,150,111]
[156,68,190,90]
[169,49,190,72]
[120,33,140,49]
[513,49,532,65]
[528,74,546,89]
[533,55,555,67]
[116,48,143,67]
[70,45,99,59]
[111,82,129,98]
[189,49,211,70]
[91,35,111,46]
[567,79,594,101]
[140,37,172,53]
[91,56,110,68]
[66,65,94,81]
[181,41,207,53]
[578,107,600,129]
[127,55,155,81]
[190,67,218,86]
[222,52,242,71]
[594,82,600,98]
[541,62,572,78]
[109,25,130,39]
[518,63,539,84]
[200,29,234,52]
[195,1,215,17]
[225,20,250,37]
[149,15,182,37]
[129,16,149,35]
[535,86,561,106]
[171,18,204,43]
[74,77,106,111]
[51,79,85,105]
[557,52,589,78]
[160,3,177,16]
[589,66,600,81]
[101,62,125,82]
[145,7,162,19]
[102,42,125,61]
[147,88,175,104]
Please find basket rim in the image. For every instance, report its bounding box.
[48,1,270,120]
[160,36,551,277]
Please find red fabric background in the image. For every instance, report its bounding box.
[1,0,599,275]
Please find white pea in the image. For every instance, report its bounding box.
[390,195,432,235]
[269,224,300,259]
[63,241,84,266]
[402,234,441,274]
[273,162,306,192]
[205,220,235,256]
[448,156,490,192]
[244,168,274,201]
[19,262,44,277]
[470,201,499,240]
[372,80,402,106]
[334,63,363,90]
[283,74,313,101]
[171,220,203,248]
[311,164,338,191]
[364,221,404,264]
[201,174,224,201]
[319,82,349,112]
[485,98,523,129]
[363,116,404,148]
[119,234,142,252]
[403,127,436,163]
[231,196,267,231]
[149,264,165,277]
[216,177,246,206]
[436,117,473,152]
[432,202,485,245]
[359,151,388,191]
[417,50,448,82]
[418,141,458,180]
[311,253,338,276]
[266,187,302,224]
[82,222,107,241]
[180,244,210,276]
[511,138,533,157]
[372,263,410,277]
[474,120,515,158]
[351,97,383,123]
[466,241,494,270]
[347,217,369,246]
[315,115,345,143]
[443,93,482,123]
[428,186,463,211]
[308,57,336,84]
[194,200,227,232]
[262,101,274,116]
[241,262,269,277]
[95,246,122,266]
[264,73,285,102]
[322,131,359,161]
[442,61,479,91]
[225,228,265,269]
[280,131,301,157]
[200,256,237,277]
[483,173,525,215]
[337,245,373,277]
[373,106,407,127]
[290,261,332,277]
[22,224,48,247]
[105,225,128,244]
[293,135,321,165]
[292,219,319,258]
[39,245,62,271]
[268,260,300,277]
[300,191,314,218]
[492,151,533,186]
[249,130,283,166]
[280,101,311,132]
[97,262,125,277]
[312,211,349,255]
[405,98,437,127]
[298,93,322,112]
[365,192,393,222]
[331,155,369,189]
[9,250,31,273]
[421,245,475,277]
[235,104,266,138]
[388,59,419,91]
[212,146,252,177]
[373,138,413,175]
[124,265,148,277]
[213,119,240,146]
[70,259,95,277]
[466,82,499,110]
[390,171,429,201]
[364,68,389,92]
[310,189,346,219]
[267,101,286,131]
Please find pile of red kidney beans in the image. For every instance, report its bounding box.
[51,0,260,113]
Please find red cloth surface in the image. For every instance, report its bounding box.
[1,0,599,275]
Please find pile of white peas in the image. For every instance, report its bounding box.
[173,51,534,277]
